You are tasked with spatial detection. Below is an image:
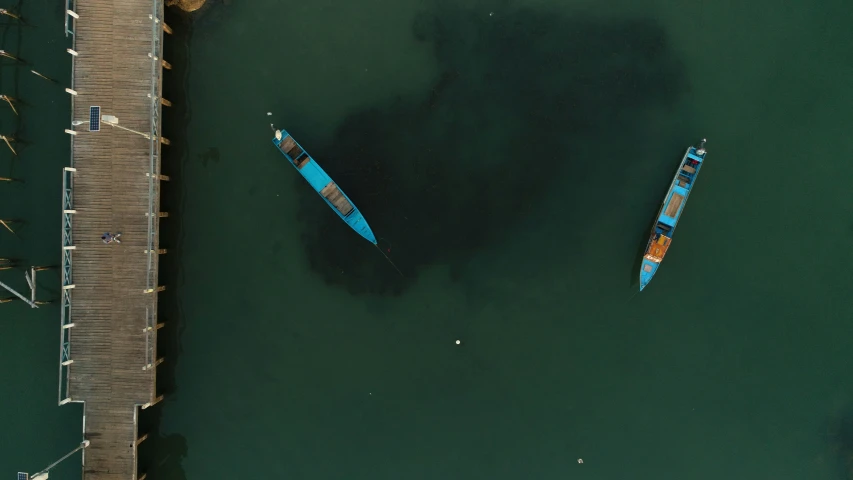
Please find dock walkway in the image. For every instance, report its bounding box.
[59,0,169,478]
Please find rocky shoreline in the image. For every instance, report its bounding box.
[166,0,206,13]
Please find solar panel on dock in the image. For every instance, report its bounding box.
[89,106,100,132]
[18,472,29,480]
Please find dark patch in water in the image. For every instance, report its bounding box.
[827,408,853,479]
[297,7,687,296]
[198,146,219,167]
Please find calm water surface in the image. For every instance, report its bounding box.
[3,0,853,478]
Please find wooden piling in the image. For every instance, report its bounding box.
[30,70,58,83]
[146,172,169,181]
[1,95,18,115]
[1,135,18,156]
[0,50,21,62]
[0,219,15,233]
[0,8,22,21]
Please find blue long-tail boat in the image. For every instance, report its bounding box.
[271,124,378,245]
[640,139,707,291]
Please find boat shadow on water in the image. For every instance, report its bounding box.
[295,6,691,297]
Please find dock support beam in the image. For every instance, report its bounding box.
[142,395,164,410]
[0,279,38,308]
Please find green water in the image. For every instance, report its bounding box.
[4,0,853,478]
[0,0,81,477]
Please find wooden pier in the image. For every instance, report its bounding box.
[60,0,170,478]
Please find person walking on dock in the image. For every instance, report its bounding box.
[101,232,121,244]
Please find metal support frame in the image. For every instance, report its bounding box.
[65,0,77,37]
[139,0,165,382]
[145,5,165,295]
[26,267,35,304]
[62,0,78,407]
[140,0,165,440]
[0,279,37,308]
[143,306,156,370]
[21,440,90,479]
[59,167,76,404]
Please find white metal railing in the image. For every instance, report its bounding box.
[60,0,78,406]
[137,4,165,458]
[58,167,76,404]
[143,306,156,370]
[64,0,77,37]
[145,0,164,295]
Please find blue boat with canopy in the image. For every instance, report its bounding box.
[640,139,707,291]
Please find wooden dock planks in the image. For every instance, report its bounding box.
[65,0,165,479]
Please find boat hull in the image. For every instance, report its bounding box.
[639,141,707,291]
[272,127,377,244]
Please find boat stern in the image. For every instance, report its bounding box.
[345,210,378,244]
[639,258,659,291]
[639,232,670,291]
[357,222,377,245]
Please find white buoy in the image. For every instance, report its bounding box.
[267,112,272,116]
[455,340,461,345]
[577,458,583,464]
